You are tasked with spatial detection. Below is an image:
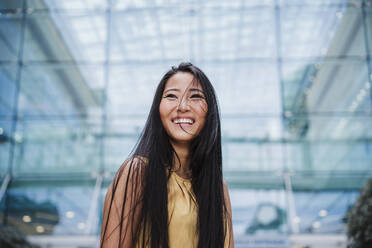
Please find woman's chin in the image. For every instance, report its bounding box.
[169,135,195,145]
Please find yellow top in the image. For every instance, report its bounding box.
[100,160,233,248]
[136,171,231,248]
[167,171,199,247]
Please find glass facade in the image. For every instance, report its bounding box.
[1,0,372,246]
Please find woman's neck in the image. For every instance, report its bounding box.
[170,141,191,176]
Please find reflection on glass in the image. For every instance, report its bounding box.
[2,180,97,235]
[4,193,60,234]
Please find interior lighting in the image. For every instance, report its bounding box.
[14,133,23,143]
[0,127,3,135]
[356,89,366,101]
[284,111,292,118]
[66,211,75,219]
[312,221,321,229]
[333,118,347,137]
[22,215,32,223]
[85,134,94,144]
[350,102,357,111]
[78,222,86,230]
[319,209,328,217]
[293,216,301,224]
[320,47,327,55]
[349,84,370,112]
[36,225,45,233]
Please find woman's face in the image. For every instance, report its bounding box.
[159,72,208,145]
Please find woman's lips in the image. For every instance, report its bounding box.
[172,121,193,127]
[171,117,195,124]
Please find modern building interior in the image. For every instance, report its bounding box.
[1,0,372,247]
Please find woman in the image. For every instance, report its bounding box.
[100,62,234,248]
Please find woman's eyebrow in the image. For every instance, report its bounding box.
[163,88,204,94]
[163,88,180,94]
[189,88,204,93]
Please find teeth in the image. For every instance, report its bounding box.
[173,118,194,124]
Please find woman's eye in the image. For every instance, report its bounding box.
[190,94,204,99]
[164,94,177,99]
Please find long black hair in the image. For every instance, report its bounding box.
[100,62,227,248]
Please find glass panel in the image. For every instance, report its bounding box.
[306,140,371,171]
[366,6,372,55]
[0,0,23,10]
[98,184,109,235]
[110,5,275,62]
[288,143,372,190]
[0,65,18,116]
[0,120,11,177]
[0,65,17,178]
[26,0,107,10]
[199,6,276,60]
[113,0,275,9]
[0,14,22,62]
[12,117,101,174]
[285,114,372,190]
[224,142,284,171]
[281,6,365,58]
[107,64,165,115]
[110,10,165,62]
[222,117,282,139]
[104,136,139,173]
[282,60,370,113]
[23,12,106,62]
[279,0,362,5]
[19,64,104,116]
[1,179,98,235]
[284,115,372,140]
[202,62,281,114]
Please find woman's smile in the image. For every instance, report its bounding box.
[172,117,194,125]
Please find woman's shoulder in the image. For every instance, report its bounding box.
[113,155,148,184]
[119,155,148,171]
[107,156,149,201]
[126,155,148,168]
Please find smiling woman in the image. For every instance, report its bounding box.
[100,62,234,248]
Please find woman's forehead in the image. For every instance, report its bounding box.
[164,72,202,91]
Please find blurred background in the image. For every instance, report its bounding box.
[1,0,372,247]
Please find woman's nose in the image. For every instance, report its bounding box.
[177,96,190,112]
